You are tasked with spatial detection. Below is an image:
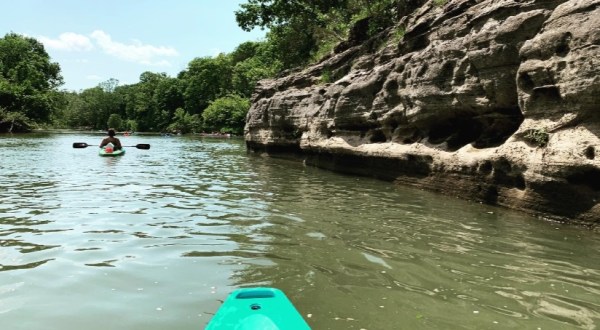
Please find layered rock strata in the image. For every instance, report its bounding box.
[245,0,600,226]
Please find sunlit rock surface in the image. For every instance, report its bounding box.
[245,0,600,225]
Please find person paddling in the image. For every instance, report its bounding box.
[100,128,123,152]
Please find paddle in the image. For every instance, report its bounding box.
[72,142,151,150]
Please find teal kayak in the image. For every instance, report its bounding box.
[205,287,311,330]
[99,148,125,157]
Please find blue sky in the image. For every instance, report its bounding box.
[0,0,266,91]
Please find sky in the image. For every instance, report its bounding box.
[0,0,267,91]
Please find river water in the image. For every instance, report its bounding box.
[0,133,599,330]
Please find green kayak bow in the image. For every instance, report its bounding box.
[206,287,311,330]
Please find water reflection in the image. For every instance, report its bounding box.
[0,134,599,329]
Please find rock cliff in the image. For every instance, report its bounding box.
[245,0,600,226]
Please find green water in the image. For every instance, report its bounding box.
[1,133,599,330]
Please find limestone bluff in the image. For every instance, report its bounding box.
[244,0,600,226]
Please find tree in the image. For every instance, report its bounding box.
[99,78,120,93]
[231,41,282,97]
[48,90,70,128]
[0,107,30,132]
[166,107,202,134]
[235,0,347,32]
[57,91,87,128]
[78,86,115,129]
[202,95,250,135]
[153,76,184,130]
[124,72,169,132]
[179,54,233,115]
[266,24,317,69]
[235,0,346,68]
[0,33,63,131]
[107,113,123,130]
[235,0,403,68]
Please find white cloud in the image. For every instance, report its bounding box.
[39,32,94,51]
[38,30,179,68]
[90,30,178,66]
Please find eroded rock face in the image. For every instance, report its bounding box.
[245,0,600,225]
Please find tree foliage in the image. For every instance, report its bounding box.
[236,0,347,31]
[202,95,250,135]
[126,72,177,132]
[0,107,31,132]
[0,33,63,132]
[56,39,278,134]
[230,41,282,96]
[167,108,201,134]
[179,54,232,114]
[236,0,404,69]
[107,113,124,130]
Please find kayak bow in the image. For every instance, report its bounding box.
[205,287,311,330]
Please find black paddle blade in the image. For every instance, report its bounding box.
[122,144,151,149]
[73,142,90,148]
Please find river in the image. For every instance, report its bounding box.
[1,133,599,330]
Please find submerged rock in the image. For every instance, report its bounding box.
[245,0,600,226]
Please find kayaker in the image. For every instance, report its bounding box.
[99,128,123,151]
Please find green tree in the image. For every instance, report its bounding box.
[231,41,282,97]
[202,95,250,135]
[124,119,138,132]
[107,113,123,130]
[235,0,345,68]
[99,78,119,93]
[235,0,347,31]
[58,91,87,128]
[266,24,317,69]
[47,90,70,128]
[235,0,403,68]
[154,76,184,130]
[80,86,116,129]
[122,72,169,132]
[0,107,30,132]
[57,78,125,131]
[179,54,234,115]
[0,33,63,132]
[166,107,202,134]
